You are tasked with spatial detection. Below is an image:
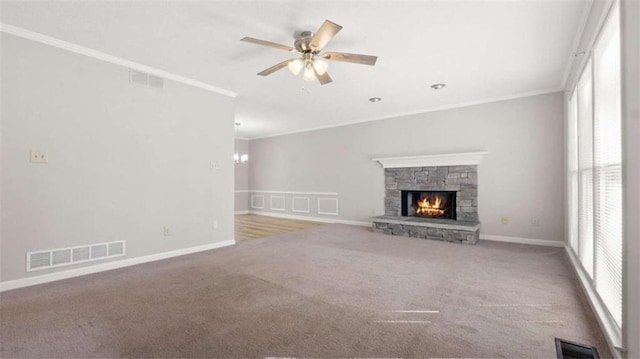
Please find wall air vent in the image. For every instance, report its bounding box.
[27,240,126,272]
[108,241,124,256]
[129,69,164,89]
[72,246,90,262]
[28,252,51,270]
[130,69,148,85]
[52,249,72,266]
[147,74,164,88]
[555,338,600,359]
[91,244,108,259]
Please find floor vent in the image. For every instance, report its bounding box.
[555,338,600,359]
[129,69,164,88]
[27,240,126,272]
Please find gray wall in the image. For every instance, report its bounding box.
[234,139,249,213]
[249,92,565,241]
[1,34,234,282]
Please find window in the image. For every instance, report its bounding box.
[577,59,594,278]
[567,1,622,329]
[592,3,622,327]
[568,89,578,254]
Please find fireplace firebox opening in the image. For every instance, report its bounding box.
[401,190,456,220]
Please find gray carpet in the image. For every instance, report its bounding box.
[0,224,609,358]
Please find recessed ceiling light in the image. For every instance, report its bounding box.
[430,83,446,90]
[369,97,382,103]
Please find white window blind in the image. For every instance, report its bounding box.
[577,59,594,278]
[593,4,622,327]
[568,91,579,254]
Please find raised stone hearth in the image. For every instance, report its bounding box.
[372,216,480,244]
[372,153,485,244]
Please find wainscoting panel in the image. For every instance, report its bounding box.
[270,195,286,211]
[291,197,310,213]
[250,194,265,209]
[317,197,339,216]
[247,190,339,218]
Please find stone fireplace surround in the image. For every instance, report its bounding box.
[371,152,486,244]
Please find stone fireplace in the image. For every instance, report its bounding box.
[371,152,486,244]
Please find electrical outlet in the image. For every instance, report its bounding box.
[210,162,221,170]
[30,150,48,163]
[501,216,509,225]
[532,218,541,227]
[213,220,218,229]
[163,226,170,236]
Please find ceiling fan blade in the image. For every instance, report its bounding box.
[257,59,293,76]
[309,20,342,52]
[313,68,333,85]
[322,52,377,66]
[241,37,297,53]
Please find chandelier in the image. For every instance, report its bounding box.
[234,122,248,164]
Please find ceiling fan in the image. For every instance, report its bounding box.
[241,20,377,85]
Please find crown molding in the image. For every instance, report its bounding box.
[372,151,488,169]
[0,23,238,98]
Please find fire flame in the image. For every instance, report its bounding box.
[416,195,446,216]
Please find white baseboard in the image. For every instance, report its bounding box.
[0,240,236,292]
[249,210,371,227]
[480,234,565,247]
[234,210,249,215]
[248,213,569,246]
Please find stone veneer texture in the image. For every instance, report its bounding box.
[372,222,479,244]
[384,165,478,221]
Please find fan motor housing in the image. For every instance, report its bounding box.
[294,31,316,53]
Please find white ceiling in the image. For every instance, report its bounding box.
[1,1,588,139]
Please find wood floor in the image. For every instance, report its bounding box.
[234,214,325,241]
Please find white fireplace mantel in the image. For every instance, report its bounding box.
[372,151,488,169]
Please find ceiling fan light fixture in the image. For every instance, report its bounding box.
[302,62,316,82]
[288,59,304,75]
[312,58,328,75]
[241,19,376,85]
